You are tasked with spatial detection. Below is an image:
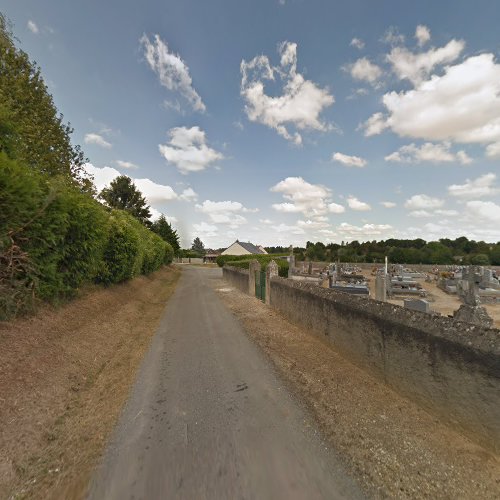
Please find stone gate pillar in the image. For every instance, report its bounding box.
[248,260,261,296]
[266,260,279,305]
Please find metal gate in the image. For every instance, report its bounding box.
[255,269,266,302]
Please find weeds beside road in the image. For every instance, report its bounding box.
[0,265,180,499]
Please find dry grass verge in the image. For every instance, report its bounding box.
[0,265,181,499]
[215,280,500,499]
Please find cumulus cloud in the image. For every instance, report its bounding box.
[140,34,205,112]
[115,160,139,169]
[363,53,500,157]
[465,200,500,222]
[408,210,432,218]
[83,163,178,205]
[350,38,365,50]
[404,194,444,210]
[448,173,499,198]
[240,41,334,144]
[193,221,218,237]
[381,201,396,208]
[328,202,345,214]
[179,187,198,202]
[385,142,472,164]
[271,223,305,234]
[381,27,405,46]
[387,39,464,84]
[415,25,431,47]
[347,196,371,211]
[84,133,112,149]
[195,200,256,228]
[332,152,367,168]
[348,57,382,85]
[337,222,393,238]
[361,112,388,136]
[27,20,39,34]
[270,177,333,216]
[159,126,224,174]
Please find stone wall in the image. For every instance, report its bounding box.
[222,266,250,294]
[269,277,500,453]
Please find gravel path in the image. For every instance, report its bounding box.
[88,266,363,500]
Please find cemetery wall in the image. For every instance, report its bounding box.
[269,277,500,453]
[222,266,249,294]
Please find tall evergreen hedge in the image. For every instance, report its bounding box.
[0,155,173,319]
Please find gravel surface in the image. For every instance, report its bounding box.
[214,275,500,499]
[89,266,363,500]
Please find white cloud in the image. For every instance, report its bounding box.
[240,41,334,144]
[84,133,112,149]
[193,222,218,237]
[27,20,39,34]
[115,160,139,169]
[159,126,224,174]
[347,196,371,211]
[381,27,405,46]
[348,57,382,85]
[409,210,432,218]
[179,187,198,202]
[140,34,205,112]
[195,200,254,228]
[259,219,273,224]
[328,202,345,214]
[361,112,388,136]
[271,223,305,234]
[350,38,365,50]
[133,178,178,203]
[332,152,367,168]
[486,142,500,158]
[297,219,331,230]
[381,201,396,208]
[83,163,178,205]
[364,53,500,157]
[337,222,393,238]
[465,200,500,222]
[149,207,177,224]
[404,194,444,210]
[385,142,472,164]
[435,209,459,216]
[448,173,499,198]
[270,177,332,216]
[415,25,431,47]
[387,39,464,84]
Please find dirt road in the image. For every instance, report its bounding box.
[88,266,363,499]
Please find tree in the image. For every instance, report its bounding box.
[100,176,151,225]
[0,14,89,189]
[191,237,205,255]
[151,215,180,254]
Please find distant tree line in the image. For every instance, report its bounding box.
[289,238,500,265]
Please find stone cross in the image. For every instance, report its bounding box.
[464,265,482,306]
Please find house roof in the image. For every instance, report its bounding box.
[236,241,266,254]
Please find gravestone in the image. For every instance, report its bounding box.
[404,299,430,313]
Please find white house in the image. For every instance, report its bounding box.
[221,240,268,256]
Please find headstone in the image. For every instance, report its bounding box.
[404,299,430,313]
[308,260,313,275]
[266,260,279,305]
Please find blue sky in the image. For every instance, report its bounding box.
[2,0,500,248]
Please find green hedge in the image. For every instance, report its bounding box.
[222,254,289,278]
[0,154,173,318]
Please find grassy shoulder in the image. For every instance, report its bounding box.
[0,265,181,499]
